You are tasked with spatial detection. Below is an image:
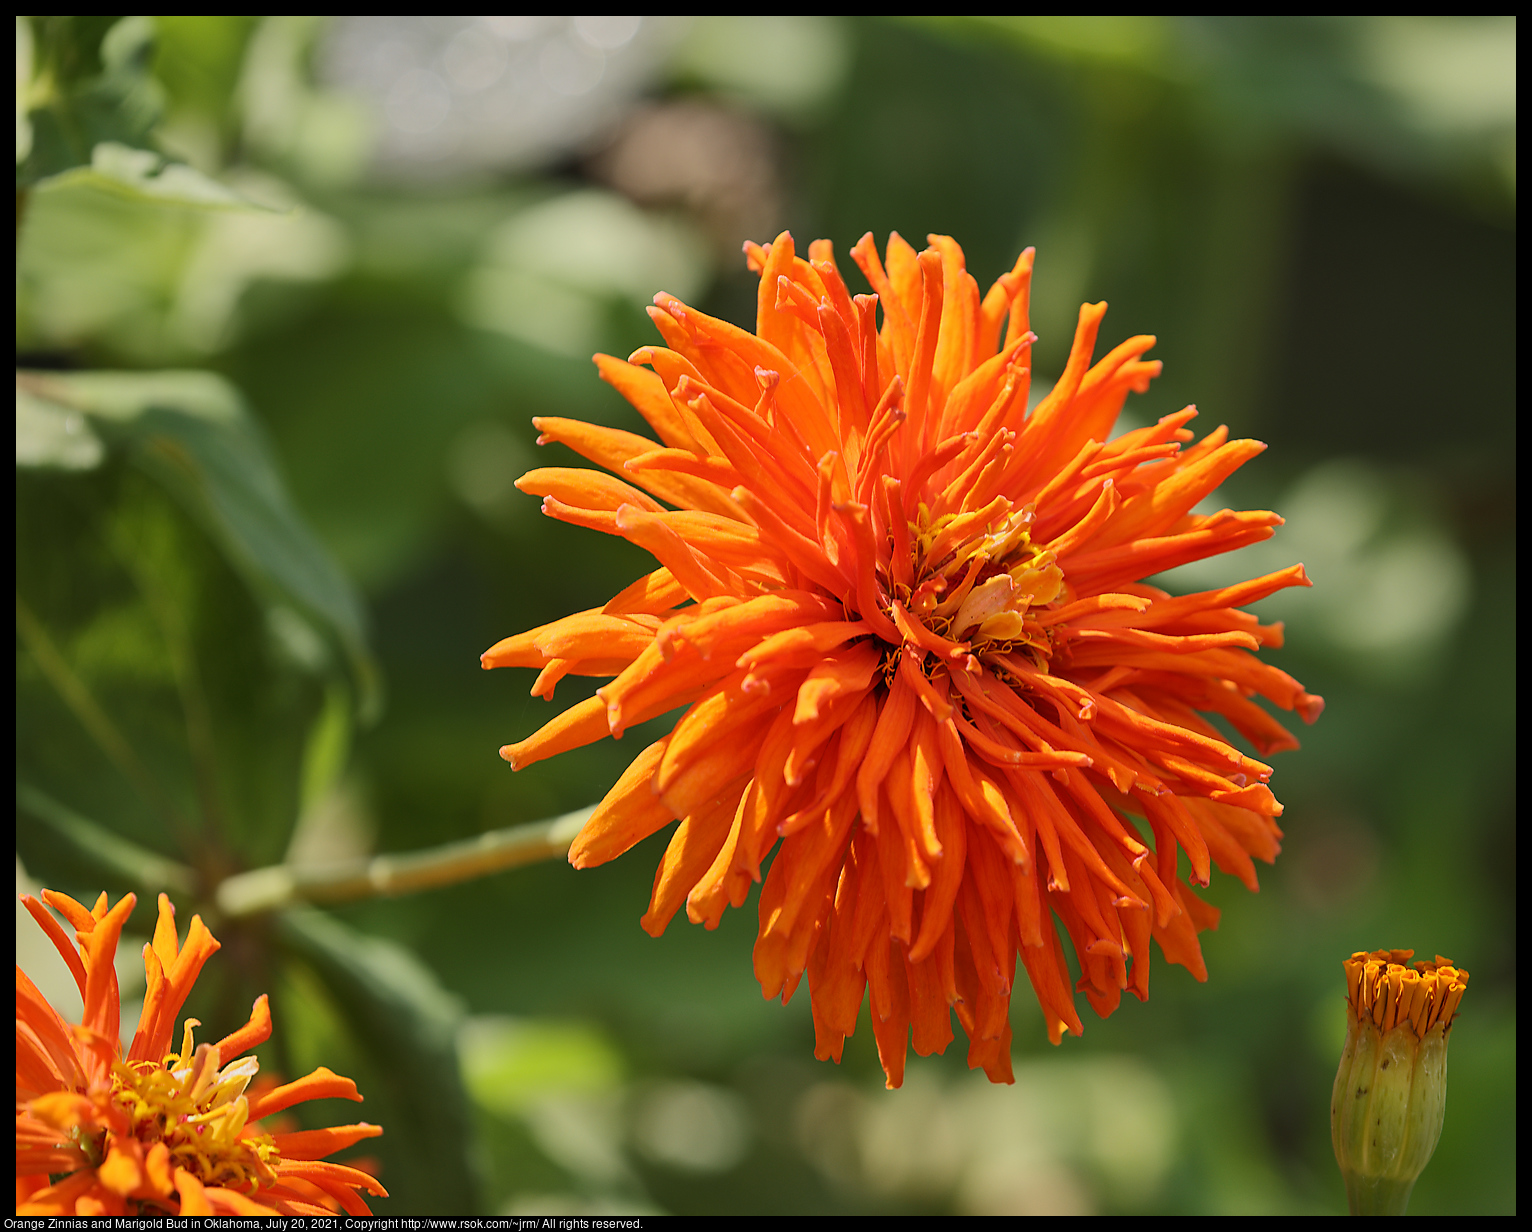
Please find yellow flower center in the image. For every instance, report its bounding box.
[900,500,1063,662]
[109,1019,281,1195]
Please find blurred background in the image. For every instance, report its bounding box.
[16,16,1514,1215]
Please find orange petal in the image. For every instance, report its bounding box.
[247,1067,361,1122]
[269,1122,383,1161]
[213,993,272,1063]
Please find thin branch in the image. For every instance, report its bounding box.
[215,805,596,918]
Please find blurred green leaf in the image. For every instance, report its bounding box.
[461,1016,625,1119]
[17,15,161,187]
[15,583,201,858]
[238,16,376,190]
[17,460,338,881]
[16,369,380,720]
[674,16,852,120]
[35,141,279,212]
[16,780,195,897]
[15,383,104,469]
[278,905,480,1214]
[924,16,1515,207]
[937,15,1176,74]
[18,16,274,209]
[299,681,354,817]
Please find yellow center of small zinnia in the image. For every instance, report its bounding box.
[108,1019,280,1196]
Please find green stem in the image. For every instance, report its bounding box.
[215,804,595,918]
[1344,1173,1416,1216]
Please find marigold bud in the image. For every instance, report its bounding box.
[1330,950,1468,1215]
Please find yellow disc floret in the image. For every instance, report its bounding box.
[907,500,1063,659]
[109,1019,280,1197]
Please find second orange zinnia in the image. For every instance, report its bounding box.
[483,231,1322,1088]
[17,890,386,1215]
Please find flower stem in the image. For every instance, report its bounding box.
[1345,1174,1416,1216]
[215,805,595,917]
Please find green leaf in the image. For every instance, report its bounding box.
[16,780,196,897]
[277,907,481,1214]
[16,369,381,720]
[460,1016,625,1118]
[35,141,281,212]
[17,16,162,188]
[299,680,354,817]
[18,16,271,211]
[15,384,104,469]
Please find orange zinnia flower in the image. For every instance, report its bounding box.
[483,232,1323,1088]
[16,890,386,1216]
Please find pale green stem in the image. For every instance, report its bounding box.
[1345,1174,1416,1216]
[216,805,595,918]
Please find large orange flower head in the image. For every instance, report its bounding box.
[483,232,1323,1088]
[16,890,386,1216]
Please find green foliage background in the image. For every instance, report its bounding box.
[17,16,1514,1215]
